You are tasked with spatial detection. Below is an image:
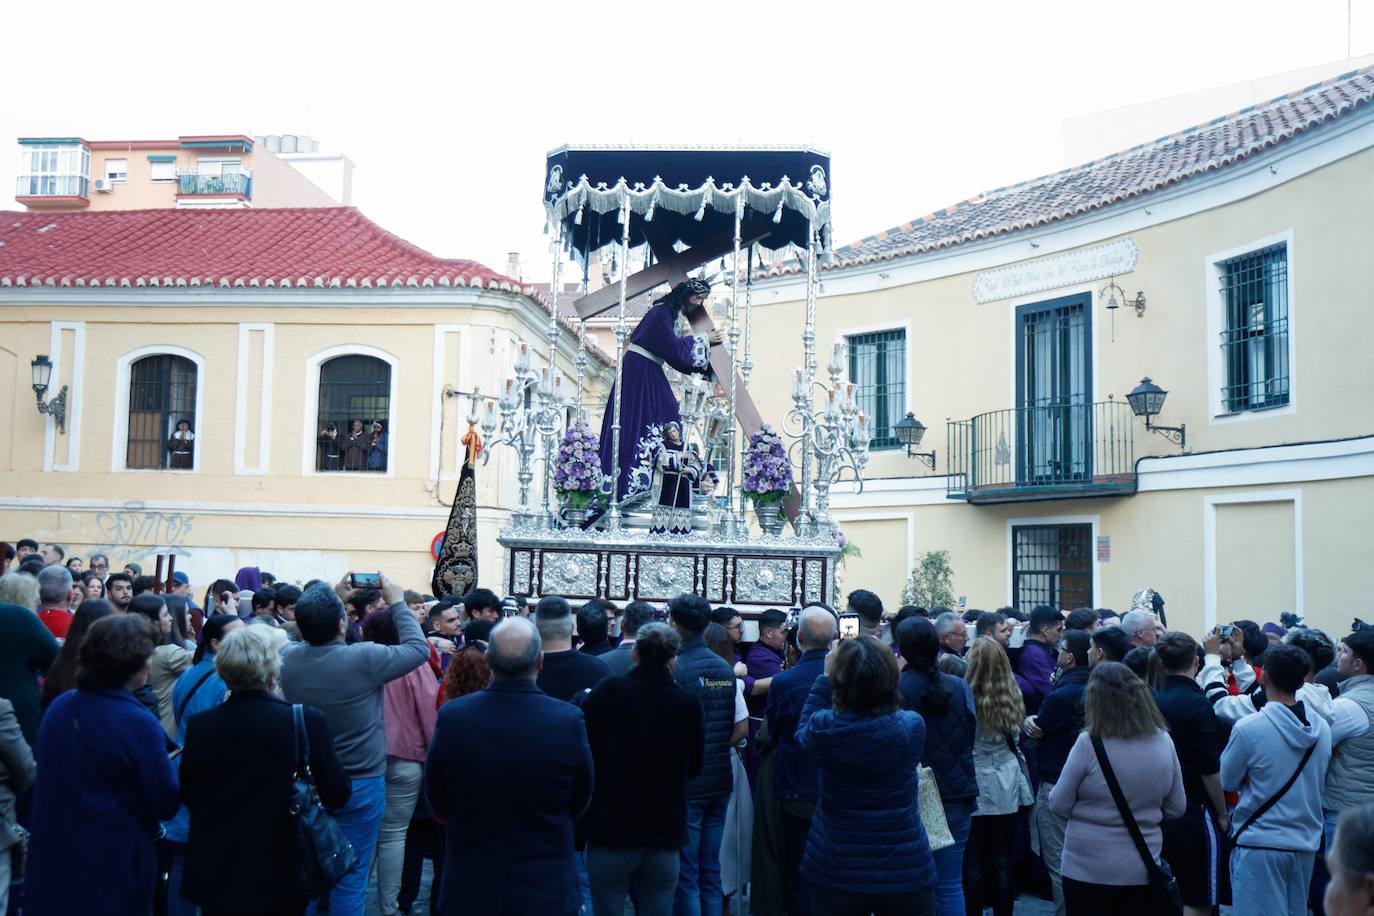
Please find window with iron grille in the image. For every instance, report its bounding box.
[1011,524,1092,611]
[316,355,391,472]
[1220,243,1289,413]
[847,328,905,450]
[127,354,198,470]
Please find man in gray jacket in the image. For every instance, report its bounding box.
[1323,630,1374,849]
[281,575,429,916]
[1221,643,1332,915]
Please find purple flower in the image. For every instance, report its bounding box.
[556,422,604,498]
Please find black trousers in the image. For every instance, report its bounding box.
[397,816,445,914]
[1062,876,1154,916]
[812,888,934,916]
[963,813,1015,916]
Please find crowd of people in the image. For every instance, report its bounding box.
[1,537,1373,916]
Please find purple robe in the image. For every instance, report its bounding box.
[598,301,711,499]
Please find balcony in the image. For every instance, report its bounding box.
[176,169,252,198]
[947,400,1136,503]
[15,174,90,208]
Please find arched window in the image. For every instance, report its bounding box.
[316,354,391,472]
[127,354,198,469]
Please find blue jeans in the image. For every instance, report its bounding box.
[165,841,197,916]
[932,798,974,916]
[308,774,387,916]
[575,847,592,913]
[674,794,728,916]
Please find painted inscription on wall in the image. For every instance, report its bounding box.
[972,238,1138,304]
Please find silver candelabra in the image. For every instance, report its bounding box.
[785,339,871,532]
[481,341,569,530]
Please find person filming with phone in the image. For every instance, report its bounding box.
[280,573,429,916]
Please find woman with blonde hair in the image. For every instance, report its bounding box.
[963,637,1032,916]
[1048,662,1184,914]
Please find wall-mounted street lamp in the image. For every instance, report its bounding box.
[894,411,936,469]
[31,355,68,434]
[1126,377,1185,451]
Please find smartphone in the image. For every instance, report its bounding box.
[350,572,380,588]
[957,595,967,610]
[1219,624,1235,638]
[838,613,861,639]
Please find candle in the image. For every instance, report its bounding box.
[793,368,804,399]
[515,341,530,374]
[553,373,563,397]
[829,341,844,373]
[825,387,838,418]
[501,377,516,408]
[844,382,855,409]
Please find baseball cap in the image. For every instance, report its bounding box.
[171,571,189,585]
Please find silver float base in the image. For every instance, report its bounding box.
[500,524,840,608]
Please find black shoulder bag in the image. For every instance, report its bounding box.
[289,704,358,898]
[1090,735,1184,915]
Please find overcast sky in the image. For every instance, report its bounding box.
[3,0,1370,282]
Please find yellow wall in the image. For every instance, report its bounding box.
[0,292,613,597]
[772,144,1374,631]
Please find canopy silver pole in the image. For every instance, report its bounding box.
[724,198,743,536]
[607,198,632,531]
[800,219,819,532]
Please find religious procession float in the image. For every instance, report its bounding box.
[482,146,869,609]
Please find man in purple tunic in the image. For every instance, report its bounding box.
[598,278,723,501]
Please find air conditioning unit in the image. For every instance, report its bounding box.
[94,178,113,192]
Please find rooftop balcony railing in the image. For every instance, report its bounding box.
[947,400,1136,503]
[176,170,252,197]
[15,175,89,198]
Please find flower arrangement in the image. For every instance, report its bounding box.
[554,422,603,509]
[742,424,793,506]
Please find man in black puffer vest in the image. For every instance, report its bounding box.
[669,593,741,916]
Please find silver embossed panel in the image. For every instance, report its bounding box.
[804,559,824,603]
[636,554,697,600]
[607,554,629,600]
[511,550,532,595]
[705,556,725,603]
[733,556,795,605]
[539,551,599,598]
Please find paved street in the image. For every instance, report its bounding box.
[363,863,1064,915]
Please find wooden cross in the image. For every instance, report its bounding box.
[569,228,803,522]
[151,553,177,595]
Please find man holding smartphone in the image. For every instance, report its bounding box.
[281,573,429,916]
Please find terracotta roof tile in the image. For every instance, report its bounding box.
[0,206,613,365]
[762,66,1374,276]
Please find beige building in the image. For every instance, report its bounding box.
[0,205,612,594]
[743,66,1374,636]
[15,133,350,211]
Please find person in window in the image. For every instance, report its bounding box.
[368,420,389,472]
[317,422,343,471]
[166,419,194,470]
[341,418,368,471]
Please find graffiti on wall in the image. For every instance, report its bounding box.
[89,501,197,559]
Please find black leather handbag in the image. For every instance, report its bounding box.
[289,704,358,898]
[1091,735,1184,916]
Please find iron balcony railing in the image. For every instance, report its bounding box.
[176,170,253,197]
[15,174,90,198]
[947,400,1136,502]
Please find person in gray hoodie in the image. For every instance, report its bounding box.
[1221,643,1333,915]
